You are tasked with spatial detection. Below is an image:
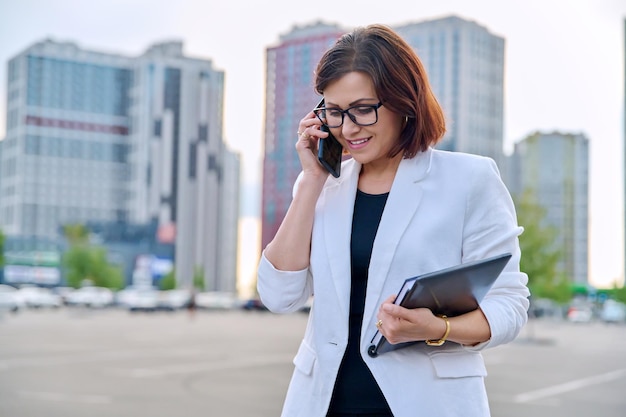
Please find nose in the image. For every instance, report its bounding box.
[341,115,361,137]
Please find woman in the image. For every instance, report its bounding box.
[257,24,530,417]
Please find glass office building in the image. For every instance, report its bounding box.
[0,39,239,291]
[396,16,506,167]
[260,17,507,251]
[261,22,344,249]
[510,132,589,286]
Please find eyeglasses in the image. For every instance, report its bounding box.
[314,102,383,128]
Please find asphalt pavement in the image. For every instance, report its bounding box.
[0,307,625,417]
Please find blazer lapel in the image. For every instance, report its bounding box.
[362,149,434,339]
[321,159,360,320]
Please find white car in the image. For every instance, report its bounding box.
[600,300,626,323]
[124,288,160,312]
[16,286,62,308]
[195,291,240,310]
[0,284,23,312]
[158,289,192,311]
[567,303,593,323]
[53,287,75,305]
[116,286,157,308]
[65,287,115,308]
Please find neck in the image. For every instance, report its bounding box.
[358,154,402,194]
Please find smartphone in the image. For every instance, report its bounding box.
[315,99,343,178]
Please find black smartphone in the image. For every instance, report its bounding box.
[315,99,343,178]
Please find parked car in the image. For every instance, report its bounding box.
[528,297,562,319]
[125,288,160,312]
[116,286,155,308]
[65,287,115,308]
[241,297,268,311]
[567,302,593,323]
[0,284,23,313]
[195,291,240,310]
[52,287,75,305]
[16,286,62,309]
[600,300,626,323]
[158,289,192,311]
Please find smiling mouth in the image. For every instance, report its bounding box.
[347,138,370,146]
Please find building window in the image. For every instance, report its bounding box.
[24,135,41,154]
[198,124,208,142]
[113,143,129,163]
[154,119,162,137]
[26,55,132,116]
[189,143,197,179]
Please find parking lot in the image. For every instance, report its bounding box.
[1,308,625,417]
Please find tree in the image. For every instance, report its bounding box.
[160,269,176,290]
[514,190,572,303]
[611,284,626,304]
[193,266,205,291]
[63,224,89,245]
[62,223,124,289]
[158,267,204,291]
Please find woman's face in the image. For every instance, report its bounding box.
[322,71,403,167]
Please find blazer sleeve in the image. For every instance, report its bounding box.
[461,157,530,350]
[256,171,315,314]
[257,252,313,313]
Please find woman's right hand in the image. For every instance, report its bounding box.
[295,110,329,178]
[264,110,330,271]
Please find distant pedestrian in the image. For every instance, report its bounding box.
[187,288,197,320]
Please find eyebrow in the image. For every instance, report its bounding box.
[325,98,378,107]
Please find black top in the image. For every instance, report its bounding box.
[327,189,393,415]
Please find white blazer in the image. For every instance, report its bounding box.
[258,148,530,417]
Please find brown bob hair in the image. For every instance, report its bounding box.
[315,24,446,158]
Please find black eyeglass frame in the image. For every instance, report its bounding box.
[313,101,384,128]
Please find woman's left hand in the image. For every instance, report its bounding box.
[376,295,448,344]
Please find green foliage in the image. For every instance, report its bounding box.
[514,190,572,303]
[62,224,123,290]
[106,265,124,290]
[159,266,203,290]
[610,285,626,304]
[160,269,176,290]
[193,266,205,290]
[530,274,572,303]
[63,224,89,245]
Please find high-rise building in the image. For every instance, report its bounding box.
[0,131,3,203]
[510,132,589,286]
[1,40,133,238]
[260,17,505,252]
[395,16,506,166]
[0,39,239,291]
[217,149,241,293]
[127,41,238,291]
[261,22,344,249]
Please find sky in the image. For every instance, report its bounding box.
[0,0,625,290]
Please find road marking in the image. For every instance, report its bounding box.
[17,390,112,404]
[514,368,626,403]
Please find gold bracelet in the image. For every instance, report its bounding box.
[425,315,450,346]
